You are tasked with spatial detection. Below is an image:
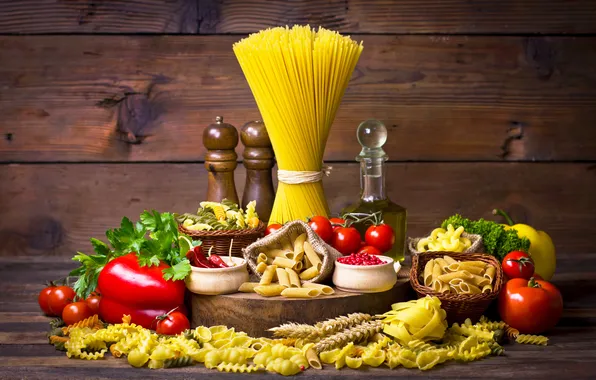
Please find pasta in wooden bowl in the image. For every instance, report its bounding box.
[410,251,503,324]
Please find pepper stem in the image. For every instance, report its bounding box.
[528,277,541,288]
[492,209,515,226]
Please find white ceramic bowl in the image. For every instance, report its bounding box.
[185,256,249,295]
[332,255,398,293]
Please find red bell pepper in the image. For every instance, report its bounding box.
[97,253,187,328]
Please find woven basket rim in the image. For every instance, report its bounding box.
[409,251,503,302]
[178,221,266,237]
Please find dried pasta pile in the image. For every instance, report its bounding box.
[422,255,497,294]
[239,229,333,298]
[47,298,550,375]
[233,25,363,223]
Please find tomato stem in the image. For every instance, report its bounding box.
[492,209,515,226]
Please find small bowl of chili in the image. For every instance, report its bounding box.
[185,256,249,295]
[332,254,397,293]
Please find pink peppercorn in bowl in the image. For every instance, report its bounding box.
[332,254,397,293]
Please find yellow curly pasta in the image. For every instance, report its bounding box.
[516,334,548,346]
[265,357,303,376]
[216,362,264,373]
[450,323,494,341]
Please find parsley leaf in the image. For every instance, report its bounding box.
[70,210,195,299]
[163,259,192,281]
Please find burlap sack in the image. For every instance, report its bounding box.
[407,232,484,256]
[242,220,343,283]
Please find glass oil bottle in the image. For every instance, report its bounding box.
[341,119,407,262]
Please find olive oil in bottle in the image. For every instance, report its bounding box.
[341,119,407,262]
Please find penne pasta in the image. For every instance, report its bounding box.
[299,263,321,280]
[434,257,449,271]
[469,274,490,287]
[484,265,496,283]
[293,233,307,255]
[285,268,301,288]
[260,265,277,285]
[266,248,291,258]
[280,236,294,252]
[257,253,268,264]
[437,270,473,283]
[293,251,304,263]
[255,261,268,274]
[305,347,322,370]
[443,255,457,265]
[272,256,302,271]
[254,284,286,297]
[459,281,481,294]
[302,255,312,269]
[447,262,485,275]
[302,282,334,295]
[283,251,295,260]
[421,255,496,295]
[238,282,260,293]
[423,259,435,287]
[303,241,322,268]
[281,287,321,298]
[276,268,291,288]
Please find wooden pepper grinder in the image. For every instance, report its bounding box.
[240,120,275,223]
[203,116,240,204]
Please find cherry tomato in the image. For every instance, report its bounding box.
[502,251,535,280]
[38,286,56,316]
[365,224,395,253]
[308,216,333,243]
[62,301,94,326]
[155,310,190,335]
[331,226,362,256]
[86,295,101,314]
[329,217,346,231]
[498,277,563,334]
[265,223,283,236]
[48,286,76,316]
[357,245,383,256]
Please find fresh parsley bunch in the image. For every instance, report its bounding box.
[70,210,200,299]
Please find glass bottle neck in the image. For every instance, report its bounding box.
[358,157,387,202]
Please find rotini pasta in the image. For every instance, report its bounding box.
[516,334,548,346]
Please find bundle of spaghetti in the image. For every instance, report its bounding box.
[233,25,363,223]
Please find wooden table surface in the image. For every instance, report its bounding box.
[1,254,595,379]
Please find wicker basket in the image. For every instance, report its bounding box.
[410,251,503,324]
[179,222,266,258]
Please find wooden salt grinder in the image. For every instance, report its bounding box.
[203,116,240,204]
[240,120,275,223]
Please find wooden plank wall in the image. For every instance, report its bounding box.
[1,0,595,259]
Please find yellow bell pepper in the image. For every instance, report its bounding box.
[493,209,556,280]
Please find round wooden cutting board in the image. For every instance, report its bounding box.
[190,278,413,337]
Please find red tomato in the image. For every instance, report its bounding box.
[308,216,333,243]
[62,301,94,326]
[329,217,346,231]
[86,295,101,314]
[357,245,383,255]
[498,277,563,334]
[156,310,190,335]
[48,286,76,316]
[365,224,395,253]
[502,251,535,280]
[38,286,56,316]
[265,223,283,236]
[332,227,362,255]
[532,273,543,280]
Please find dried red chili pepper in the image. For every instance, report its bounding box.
[208,254,229,268]
[187,246,216,268]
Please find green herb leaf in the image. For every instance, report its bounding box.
[163,259,192,281]
[90,238,110,256]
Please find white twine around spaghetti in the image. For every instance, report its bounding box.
[277,165,333,185]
